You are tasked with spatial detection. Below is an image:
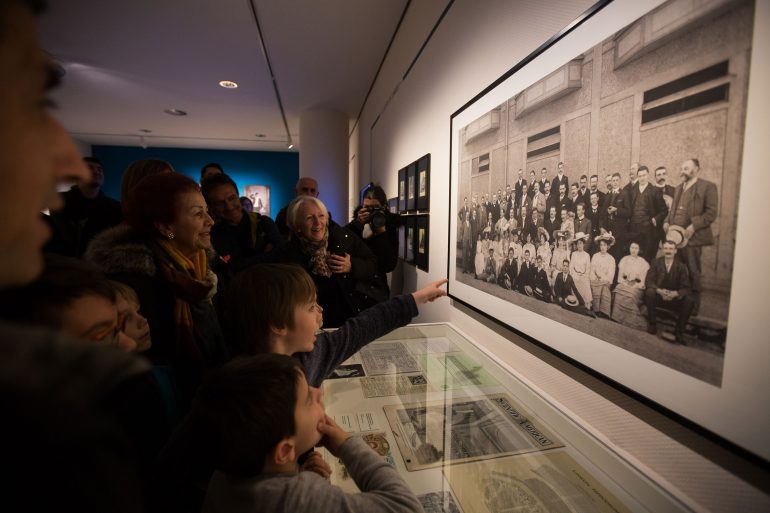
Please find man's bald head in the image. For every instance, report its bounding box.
[295,177,319,198]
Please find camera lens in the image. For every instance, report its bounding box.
[371,209,387,229]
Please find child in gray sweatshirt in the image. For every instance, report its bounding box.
[197,354,423,513]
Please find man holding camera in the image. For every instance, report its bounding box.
[347,185,402,297]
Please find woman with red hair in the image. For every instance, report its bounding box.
[86,173,227,369]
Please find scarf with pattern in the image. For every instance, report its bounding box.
[296,228,332,277]
[156,240,215,361]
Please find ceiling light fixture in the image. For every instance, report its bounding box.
[163,108,187,116]
[139,128,152,133]
[248,0,293,153]
[255,133,266,138]
[219,80,238,89]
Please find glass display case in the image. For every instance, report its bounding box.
[321,323,692,513]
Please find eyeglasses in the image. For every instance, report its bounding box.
[84,313,125,347]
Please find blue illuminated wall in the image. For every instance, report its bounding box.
[91,145,299,218]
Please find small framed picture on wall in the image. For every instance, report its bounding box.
[398,168,407,212]
[388,197,397,214]
[398,224,406,260]
[405,216,416,264]
[406,163,417,211]
[416,154,430,211]
[415,215,429,271]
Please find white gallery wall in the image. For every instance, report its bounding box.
[351,0,770,510]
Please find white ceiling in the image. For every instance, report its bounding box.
[36,0,408,152]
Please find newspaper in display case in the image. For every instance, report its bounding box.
[418,352,499,390]
[445,450,633,513]
[384,394,562,471]
[360,373,430,398]
[417,491,463,513]
[360,341,422,375]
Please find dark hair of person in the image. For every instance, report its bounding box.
[124,173,200,237]
[190,354,303,477]
[119,158,175,206]
[201,172,239,203]
[637,165,649,174]
[0,254,114,328]
[224,264,316,355]
[628,239,643,254]
[362,184,387,207]
[200,163,223,181]
[83,156,102,166]
[690,158,700,168]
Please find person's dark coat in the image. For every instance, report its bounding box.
[45,187,122,257]
[277,221,385,328]
[211,211,285,274]
[346,208,401,296]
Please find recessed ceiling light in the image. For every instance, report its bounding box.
[287,142,294,150]
[164,108,187,116]
[139,128,152,133]
[255,134,266,138]
[219,80,238,89]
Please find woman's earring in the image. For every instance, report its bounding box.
[167,232,175,240]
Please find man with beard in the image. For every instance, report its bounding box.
[555,182,573,216]
[589,174,606,207]
[663,158,718,314]
[623,162,639,192]
[577,175,591,208]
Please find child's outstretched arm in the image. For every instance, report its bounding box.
[411,278,448,304]
[298,279,448,387]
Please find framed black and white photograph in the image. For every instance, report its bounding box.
[416,215,429,272]
[406,162,417,211]
[448,0,769,461]
[417,154,431,211]
[405,216,416,264]
[398,223,406,260]
[388,197,398,214]
[398,167,407,212]
[242,184,270,216]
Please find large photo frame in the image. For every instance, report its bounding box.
[448,0,769,462]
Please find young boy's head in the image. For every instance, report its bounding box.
[108,280,151,352]
[0,254,136,351]
[226,263,323,356]
[192,354,324,477]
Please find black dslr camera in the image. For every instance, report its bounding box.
[364,206,388,230]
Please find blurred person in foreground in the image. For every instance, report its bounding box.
[0,2,149,511]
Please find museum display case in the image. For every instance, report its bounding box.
[321,323,693,513]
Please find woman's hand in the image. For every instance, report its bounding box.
[327,253,352,274]
[412,278,448,305]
